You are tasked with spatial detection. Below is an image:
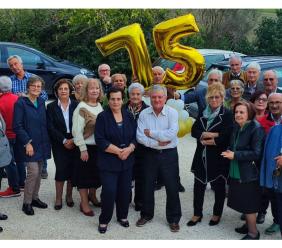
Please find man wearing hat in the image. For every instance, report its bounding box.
[0,76,21,198]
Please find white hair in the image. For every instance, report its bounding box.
[128,82,145,95]
[246,62,261,72]
[207,68,223,82]
[263,69,278,79]
[150,84,167,96]
[152,66,165,74]
[229,54,242,64]
[72,74,88,85]
[7,55,23,65]
[98,64,110,72]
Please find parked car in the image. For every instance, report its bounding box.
[153,49,246,72]
[0,42,95,95]
[186,55,282,118]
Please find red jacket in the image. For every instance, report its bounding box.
[0,92,18,139]
[257,113,281,134]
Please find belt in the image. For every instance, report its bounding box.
[145,147,176,154]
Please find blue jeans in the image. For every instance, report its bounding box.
[4,139,20,191]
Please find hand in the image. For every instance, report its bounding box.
[119,147,132,160]
[25,143,34,157]
[275,155,282,168]
[158,141,171,146]
[221,150,234,160]
[103,76,111,84]
[144,129,151,138]
[201,138,215,146]
[80,150,89,162]
[64,139,75,150]
[201,132,219,140]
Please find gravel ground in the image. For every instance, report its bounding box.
[0,134,280,240]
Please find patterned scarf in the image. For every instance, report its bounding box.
[202,105,221,129]
[128,101,143,120]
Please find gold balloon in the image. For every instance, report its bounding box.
[177,120,187,138]
[95,23,153,89]
[153,14,205,90]
[185,118,193,134]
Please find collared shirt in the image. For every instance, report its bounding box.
[10,71,48,101]
[58,98,71,133]
[137,105,179,149]
[270,113,282,126]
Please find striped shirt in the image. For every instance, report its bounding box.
[10,71,48,101]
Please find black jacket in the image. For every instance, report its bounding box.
[230,120,265,183]
[191,106,233,183]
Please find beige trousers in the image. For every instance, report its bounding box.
[23,161,43,204]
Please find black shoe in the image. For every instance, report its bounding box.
[98,224,107,234]
[256,213,265,224]
[22,204,34,216]
[0,226,2,232]
[66,201,74,208]
[241,232,260,240]
[118,219,129,228]
[240,213,246,221]
[178,184,185,193]
[235,224,248,234]
[154,183,163,191]
[0,213,8,220]
[187,216,202,226]
[31,199,48,209]
[54,204,62,210]
[209,217,221,226]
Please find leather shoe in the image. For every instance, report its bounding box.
[256,212,265,224]
[66,201,74,208]
[31,199,48,209]
[178,184,185,193]
[22,204,34,215]
[187,216,202,226]
[98,224,107,234]
[118,219,129,228]
[209,216,221,226]
[169,223,180,232]
[89,197,101,208]
[80,204,94,217]
[241,232,260,240]
[0,213,8,220]
[0,226,2,232]
[235,224,248,234]
[136,217,151,227]
[54,204,62,210]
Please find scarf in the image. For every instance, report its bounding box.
[128,101,143,120]
[202,105,221,129]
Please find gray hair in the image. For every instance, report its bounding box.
[207,68,223,82]
[268,92,282,100]
[246,62,261,72]
[98,63,110,72]
[263,69,278,79]
[27,75,45,89]
[149,84,167,97]
[7,55,23,65]
[152,66,165,74]
[230,79,244,94]
[0,76,12,93]
[128,82,145,95]
[229,54,242,64]
[72,74,88,85]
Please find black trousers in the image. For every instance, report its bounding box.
[99,169,132,224]
[259,187,278,224]
[193,177,226,217]
[141,147,182,224]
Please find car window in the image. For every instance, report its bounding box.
[204,54,225,70]
[7,47,41,66]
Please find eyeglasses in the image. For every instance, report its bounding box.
[208,95,221,100]
[269,101,282,106]
[29,85,42,89]
[255,97,268,102]
[231,87,241,91]
[99,69,110,72]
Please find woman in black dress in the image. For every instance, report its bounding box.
[222,101,265,240]
[47,79,78,210]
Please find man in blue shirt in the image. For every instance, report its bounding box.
[7,55,49,180]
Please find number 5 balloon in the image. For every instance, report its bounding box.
[153,14,205,90]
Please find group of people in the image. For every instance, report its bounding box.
[0,53,282,240]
